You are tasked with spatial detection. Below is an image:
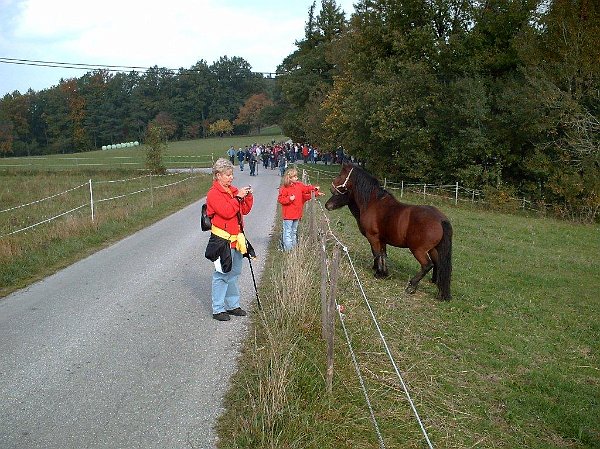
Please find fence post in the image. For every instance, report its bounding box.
[455,182,459,205]
[383,177,387,189]
[423,184,427,200]
[401,180,404,199]
[309,191,317,243]
[472,189,475,203]
[149,172,154,208]
[320,234,328,339]
[89,179,95,222]
[326,245,341,394]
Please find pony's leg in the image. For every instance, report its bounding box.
[369,241,388,278]
[405,249,434,294]
[376,245,388,277]
[429,248,439,284]
[371,247,379,271]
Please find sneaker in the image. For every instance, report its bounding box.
[212,312,231,321]
[226,307,247,317]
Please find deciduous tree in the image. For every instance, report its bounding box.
[234,93,274,133]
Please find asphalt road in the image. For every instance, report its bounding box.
[0,164,282,449]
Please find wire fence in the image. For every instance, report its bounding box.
[0,170,203,239]
[303,165,562,216]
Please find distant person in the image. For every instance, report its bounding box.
[278,152,287,177]
[227,146,235,164]
[204,158,254,321]
[249,151,257,176]
[302,144,309,164]
[237,148,245,171]
[277,167,323,251]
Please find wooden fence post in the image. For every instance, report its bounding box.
[326,245,341,394]
[320,233,328,339]
[311,191,317,243]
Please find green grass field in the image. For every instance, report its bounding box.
[0,127,286,171]
[218,175,599,448]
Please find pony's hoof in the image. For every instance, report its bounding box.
[405,284,416,294]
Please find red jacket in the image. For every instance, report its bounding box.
[277,181,317,220]
[206,181,253,235]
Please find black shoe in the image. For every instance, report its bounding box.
[212,312,231,321]
[226,307,247,316]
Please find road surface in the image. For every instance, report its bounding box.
[0,164,282,449]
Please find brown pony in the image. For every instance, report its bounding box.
[325,163,453,301]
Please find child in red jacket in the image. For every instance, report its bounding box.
[277,167,323,251]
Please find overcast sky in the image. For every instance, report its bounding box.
[0,0,356,97]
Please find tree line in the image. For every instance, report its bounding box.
[0,56,277,157]
[277,0,599,221]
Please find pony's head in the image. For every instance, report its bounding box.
[325,190,350,210]
[330,163,355,195]
[325,163,355,210]
[327,163,383,208]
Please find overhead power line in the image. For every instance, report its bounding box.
[0,57,280,77]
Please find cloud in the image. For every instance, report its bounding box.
[10,0,305,71]
[0,0,356,94]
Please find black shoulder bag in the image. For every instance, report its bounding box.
[200,204,212,231]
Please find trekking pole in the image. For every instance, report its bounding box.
[236,206,262,310]
[246,256,262,310]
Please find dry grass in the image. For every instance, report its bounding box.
[0,170,211,296]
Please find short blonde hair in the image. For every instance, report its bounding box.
[282,167,299,187]
[212,157,234,180]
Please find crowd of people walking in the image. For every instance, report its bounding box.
[226,141,349,176]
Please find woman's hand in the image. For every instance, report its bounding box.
[289,194,296,201]
[237,186,252,199]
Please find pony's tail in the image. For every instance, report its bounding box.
[436,220,453,301]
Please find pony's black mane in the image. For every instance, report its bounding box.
[349,165,389,205]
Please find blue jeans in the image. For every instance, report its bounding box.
[211,248,243,314]
[282,219,299,251]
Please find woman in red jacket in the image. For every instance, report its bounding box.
[277,167,322,251]
[205,158,253,321]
